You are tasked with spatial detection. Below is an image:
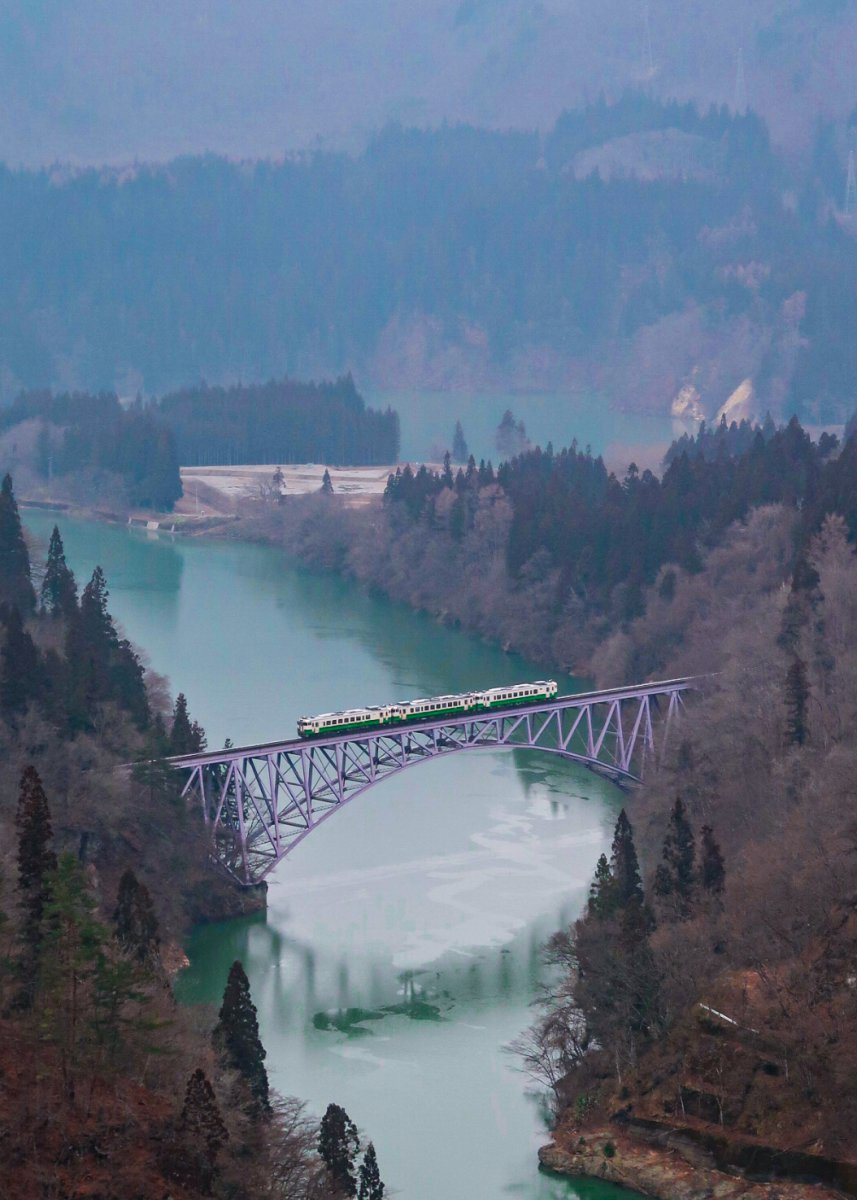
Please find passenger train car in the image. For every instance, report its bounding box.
[297,680,558,738]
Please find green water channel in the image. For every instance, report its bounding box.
[23,510,640,1200]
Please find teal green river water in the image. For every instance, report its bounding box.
[364,387,676,466]
[23,510,638,1200]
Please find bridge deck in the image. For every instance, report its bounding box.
[166,676,700,769]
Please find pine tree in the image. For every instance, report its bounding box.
[0,605,41,724]
[180,1068,229,1158]
[114,869,160,966]
[15,766,57,996]
[587,853,614,918]
[321,468,334,494]
[700,825,725,896]
[65,566,116,728]
[212,960,270,1116]
[0,473,35,613]
[169,692,205,755]
[609,809,645,911]
[38,852,106,1099]
[785,656,810,746]
[319,1103,360,1197]
[40,526,78,619]
[358,1142,384,1200]
[452,421,468,464]
[653,797,696,918]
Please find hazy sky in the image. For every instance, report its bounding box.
[0,0,853,166]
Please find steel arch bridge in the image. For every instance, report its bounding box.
[169,677,697,886]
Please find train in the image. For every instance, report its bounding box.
[297,680,558,738]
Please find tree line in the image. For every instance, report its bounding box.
[0,390,182,510]
[155,375,399,466]
[382,417,855,624]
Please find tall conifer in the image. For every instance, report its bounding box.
[180,1068,229,1158]
[0,474,35,613]
[452,421,468,464]
[40,526,77,619]
[169,693,205,755]
[700,825,726,896]
[587,853,614,919]
[15,766,57,978]
[358,1142,385,1200]
[0,606,40,723]
[784,656,810,746]
[319,1103,360,1197]
[653,797,696,917]
[609,809,644,911]
[114,869,160,966]
[212,960,270,1116]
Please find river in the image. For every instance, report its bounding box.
[23,510,637,1200]
[364,387,677,467]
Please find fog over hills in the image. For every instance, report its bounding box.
[1,0,855,165]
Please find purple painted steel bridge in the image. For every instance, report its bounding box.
[170,677,697,886]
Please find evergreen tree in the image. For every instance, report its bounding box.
[321,468,334,494]
[65,566,115,727]
[212,960,270,1116]
[0,605,40,724]
[179,1068,229,1158]
[169,692,205,755]
[587,853,614,919]
[38,853,105,1099]
[319,1102,360,1197]
[700,825,725,896]
[111,637,150,730]
[358,1142,384,1200]
[653,797,696,918]
[15,767,57,1002]
[40,526,78,619]
[785,656,810,746]
[609,809,645,912]
[0,474,35,613]
[113,869,160,966]
[452,420,468,464]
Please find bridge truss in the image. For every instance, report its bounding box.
[171,678,695,886]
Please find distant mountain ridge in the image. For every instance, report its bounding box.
[0,0,856,165]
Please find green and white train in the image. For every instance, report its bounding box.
[297,680,558,739]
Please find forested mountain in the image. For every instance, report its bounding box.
[0,0,854,165]
[1,100,857,420]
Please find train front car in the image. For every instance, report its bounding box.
[478,680,558,710]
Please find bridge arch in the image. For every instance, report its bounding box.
[173,679,695,886]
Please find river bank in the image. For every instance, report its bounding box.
[539,1128,849,1200]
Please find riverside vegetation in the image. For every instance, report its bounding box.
[0,378,398,515]
[241,418,857,1193]
[0,474,385,1198]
